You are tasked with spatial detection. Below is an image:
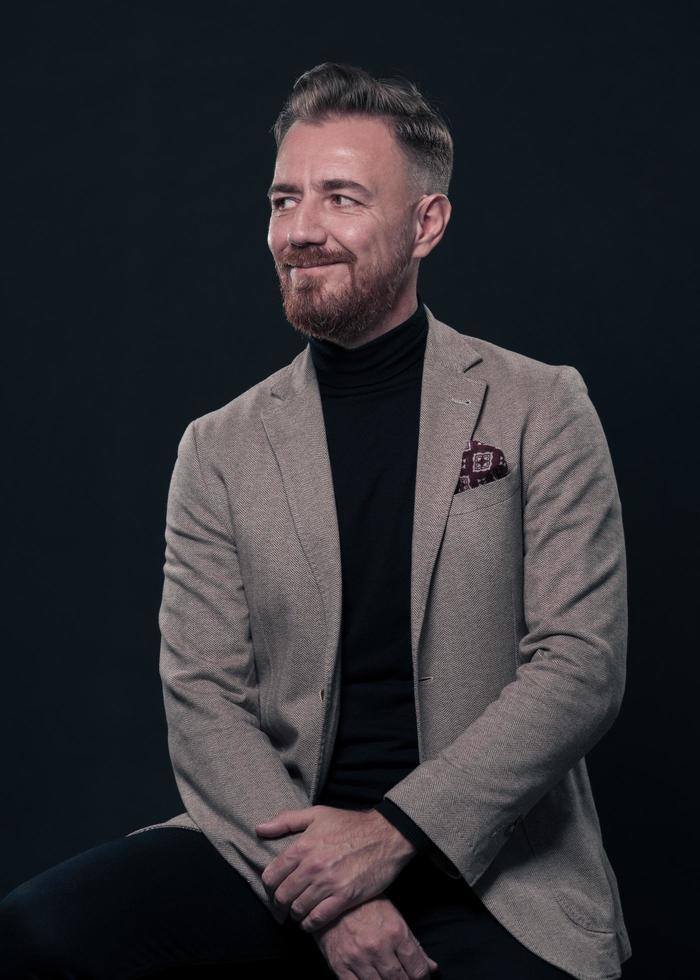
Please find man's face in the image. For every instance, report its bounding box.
[267,114,427,346]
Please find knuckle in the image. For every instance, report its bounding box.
[411,961,430,975]
[398,937,421,958]
[339,880,353,900]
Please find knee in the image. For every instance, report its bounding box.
[0,879,74,976]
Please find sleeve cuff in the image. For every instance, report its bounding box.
[373,798,463,879]
[374,797,433,852]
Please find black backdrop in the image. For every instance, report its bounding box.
[3,2,697,976]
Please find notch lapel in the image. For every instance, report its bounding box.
[260,352,344,703]
[410,306,485,691]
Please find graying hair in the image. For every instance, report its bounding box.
[270,62,453,198]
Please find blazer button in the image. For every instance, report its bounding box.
[319,688,324,702]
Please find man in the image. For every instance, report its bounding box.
[0,63,631,980]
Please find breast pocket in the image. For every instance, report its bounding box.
[448,465,522,517]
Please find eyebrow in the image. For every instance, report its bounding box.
[267,178,374,200]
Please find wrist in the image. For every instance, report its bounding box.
[370,807,417,862]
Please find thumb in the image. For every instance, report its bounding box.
[255,808,315,836]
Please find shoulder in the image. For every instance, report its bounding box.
[181,349,305,455]
[434,317,586,412]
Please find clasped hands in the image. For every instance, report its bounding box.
[256,804,416,932]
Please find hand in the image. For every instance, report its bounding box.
[312,894,439,980]
[256,805,416,932]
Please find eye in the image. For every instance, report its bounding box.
[270,194,357,210]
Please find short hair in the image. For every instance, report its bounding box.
[270,62,453,198]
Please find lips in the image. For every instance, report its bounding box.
[289,262,338,268]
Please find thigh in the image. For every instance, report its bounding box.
[386,854,571,980]
[0,827,330,979]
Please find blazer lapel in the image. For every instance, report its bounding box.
[410,305,485,680]
[261,304,485,757]
[260,351,344,705]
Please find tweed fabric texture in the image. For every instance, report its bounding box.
[127,306,631,980]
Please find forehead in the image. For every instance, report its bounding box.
[274,115,403,189]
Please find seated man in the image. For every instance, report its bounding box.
[0,61,631,980]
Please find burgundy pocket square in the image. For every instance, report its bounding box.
[455,439,509,493]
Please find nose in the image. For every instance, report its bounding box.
[285,197,327,248]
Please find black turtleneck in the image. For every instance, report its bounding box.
[309,294,455,873]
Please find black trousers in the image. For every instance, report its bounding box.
[0,827,573,979]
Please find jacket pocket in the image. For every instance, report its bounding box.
[448,465,521,516]
[521,788,618,935]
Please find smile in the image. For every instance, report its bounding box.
[289,263,340,270]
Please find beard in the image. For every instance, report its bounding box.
[274,221,416,346]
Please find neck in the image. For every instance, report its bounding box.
[308,293,428,390]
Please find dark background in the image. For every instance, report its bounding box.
[2,2,696,976]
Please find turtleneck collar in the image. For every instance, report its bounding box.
[308,293,428,390]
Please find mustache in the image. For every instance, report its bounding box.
[283,252,349,268]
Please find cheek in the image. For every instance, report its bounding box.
[268,226,286,256]
[331,219,377,253]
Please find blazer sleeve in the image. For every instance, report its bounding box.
[382,364,628,887]
[158,419,311,925]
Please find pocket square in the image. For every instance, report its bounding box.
[455,439,509,493]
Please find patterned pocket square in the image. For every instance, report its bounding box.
[455,439,509,493]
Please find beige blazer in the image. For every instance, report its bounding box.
[127,304,632,979]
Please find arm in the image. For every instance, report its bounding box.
[382,365,628,886]
[158,419,311,925]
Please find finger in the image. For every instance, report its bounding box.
[274,876,317,919]
[290,881,322,921]
[300,893,356,932]
[270,875,304,916]
[371,950,410,980]
[256,808,314,835]
[352,963,384,980]
[262,853,301,895]
[395,936,438,978]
